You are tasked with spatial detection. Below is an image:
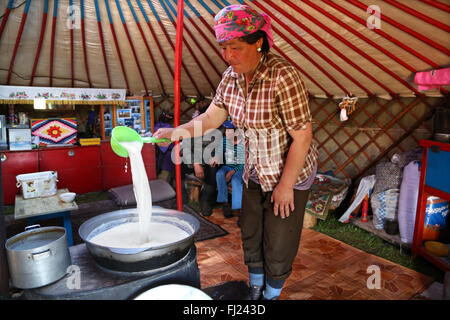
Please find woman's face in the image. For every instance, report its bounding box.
[219,38,262,75]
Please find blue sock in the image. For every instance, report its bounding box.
[263,277,285,299]
[248,266,264,287]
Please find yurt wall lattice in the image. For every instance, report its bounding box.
[310,96,442,180]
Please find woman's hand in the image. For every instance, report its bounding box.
[270,181,295,219]
[153,127,175,147]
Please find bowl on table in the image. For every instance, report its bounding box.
[59,192,76,203]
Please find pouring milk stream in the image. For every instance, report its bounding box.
[90,129,188,249]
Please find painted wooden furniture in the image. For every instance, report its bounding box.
[412,140,450,272]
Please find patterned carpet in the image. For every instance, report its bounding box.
[196,209,434,300]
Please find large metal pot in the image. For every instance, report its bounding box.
[5,225,71,289]
[79,207,200,272]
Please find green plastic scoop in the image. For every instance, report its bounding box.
[111,126,171,158]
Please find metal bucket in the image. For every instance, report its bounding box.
[5,225,71,289]
[78,207,200,272]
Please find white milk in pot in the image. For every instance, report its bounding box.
[90,141,188,249]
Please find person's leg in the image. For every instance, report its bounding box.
[230,170,243,210]
[180,164,193,204]
[240,180,267,299]
[262,188,310,299]
[216,166,230,203]
[215,166,233,218]
[199,165,217,216]
[263,277,286,300]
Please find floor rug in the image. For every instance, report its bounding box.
[156,198,229,242]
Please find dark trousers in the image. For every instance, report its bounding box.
[240,179,309,280]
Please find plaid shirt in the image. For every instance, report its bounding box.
[212,52,318,192]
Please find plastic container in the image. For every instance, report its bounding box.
[16,171,58,199]
[423,196,449,241]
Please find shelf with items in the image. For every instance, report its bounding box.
[412,139,450,272]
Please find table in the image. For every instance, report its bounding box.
[14,188,78,246]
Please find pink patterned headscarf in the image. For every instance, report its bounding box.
[214,5,274,48]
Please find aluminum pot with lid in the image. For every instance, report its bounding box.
[5,225,71,289]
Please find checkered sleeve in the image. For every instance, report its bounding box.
[276,66,311,132]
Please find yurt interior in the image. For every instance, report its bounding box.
[0,0,449,304]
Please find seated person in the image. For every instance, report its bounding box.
[179,100,222,216]
[154,111,175,183]
[211,119,245,218]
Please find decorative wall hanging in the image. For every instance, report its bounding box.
[0,85,126,105]
[31,118,77,145]
[339,96,358,122]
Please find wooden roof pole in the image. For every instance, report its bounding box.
[322,0,441,69]
[94,0,112,88]
[159,0,218,91]
[126,0,166,95]
[49,0,59,87]
[80,0,92,88]
[306,0,417,73]
[114,0,149,95]
[6,0,31,85]
[30,0,49,86]
[183,0,227,65]
[256,0,396,96]
[69,0,74,87]
[418,0,450,13]
[384,0,450,33]
[165,0,223,76]
[348,0,450,56]
[0,0,14,42]
[140,0,186,97]
[280,0,422,96]
[147,0,201,96]
[104,0,130,92]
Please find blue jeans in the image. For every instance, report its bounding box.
[216,165,243,210]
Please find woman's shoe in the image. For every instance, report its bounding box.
[246,285,263,300]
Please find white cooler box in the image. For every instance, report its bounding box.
[16,171,58,199]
